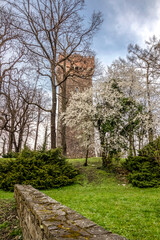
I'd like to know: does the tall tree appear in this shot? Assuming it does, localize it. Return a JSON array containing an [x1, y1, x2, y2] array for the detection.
[[107, 58, 143, 99], [128, 36, 160, 143], [0, 6, 23, 91], [7, 0, 103, 148], [0, 6, 24, 139], [0, 71, 45, 152], [107, 58, 147, 151]]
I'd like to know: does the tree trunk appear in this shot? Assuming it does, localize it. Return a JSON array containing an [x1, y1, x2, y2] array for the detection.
[[148, 111, 154, 143], [132, 135, 136, 156], [146, 66, 154, 142], [61, 59, 67, 156], [0, 48, 2, 92], [42, 126, 48, 151], [100, 133, 106, 167], [129, 133, 133, 156], [51, 108, 56, 148], [34, 108, 41, 150], [2, 137, 6, 155], [16, 127, 25, 152], [24, 125, 30, 147], [98, 130, 109, 168], [51, 68, 57, 149], [84, 145, 89, 166], [8, 132, 13, 152], [100, 134, 111, 168], [0, 71, 2, 92], [8, 117, 15, 152], [138, 134, 141, 151], [13, 132, 19, 153]]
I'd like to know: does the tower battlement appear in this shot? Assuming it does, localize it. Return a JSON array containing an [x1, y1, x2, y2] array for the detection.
[[58, 54, 95, 71]]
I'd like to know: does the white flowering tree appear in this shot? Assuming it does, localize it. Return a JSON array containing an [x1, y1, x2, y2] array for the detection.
[[93, 80, 125, 167], [63, 79, 146, 168], [62, 88, 95, 166], [107, 58, 151, 150], [107, 58, 143, 99]]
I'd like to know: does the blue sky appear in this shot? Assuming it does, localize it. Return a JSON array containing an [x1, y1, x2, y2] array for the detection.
[[84, 0, 160, 67]]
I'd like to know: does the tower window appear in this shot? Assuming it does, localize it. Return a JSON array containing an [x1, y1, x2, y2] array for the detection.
[[75, 87, 79, 93], [75, 66, 79, 71]]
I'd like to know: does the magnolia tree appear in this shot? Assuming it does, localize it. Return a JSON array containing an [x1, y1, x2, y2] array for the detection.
[[63, 79, 146, 168]]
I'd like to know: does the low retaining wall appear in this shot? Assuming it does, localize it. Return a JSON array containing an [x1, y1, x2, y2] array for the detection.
[[14, 185, 127, 240]]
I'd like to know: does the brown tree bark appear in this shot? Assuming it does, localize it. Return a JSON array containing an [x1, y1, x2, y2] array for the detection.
[[61, 58, 67, 156], [2, 137, 6, 155], [24, 124, 30, 147], [34, 108, 41, 151], [146, 65, 154, 142], [51, 69, 57, 149], [84, 145, 89, 166]]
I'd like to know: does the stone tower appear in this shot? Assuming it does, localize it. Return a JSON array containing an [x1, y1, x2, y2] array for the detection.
[[57, 54, 95, 158]]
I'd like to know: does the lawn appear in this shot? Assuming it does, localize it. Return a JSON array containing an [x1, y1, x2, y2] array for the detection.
[[0, 157, 160, 240], [43, 158, 160, 240]]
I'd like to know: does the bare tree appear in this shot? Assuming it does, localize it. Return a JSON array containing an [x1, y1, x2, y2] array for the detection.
[[0, 6, 25, 141], [7, 0, 103, 149], [0, 6, 23, 91], [0, 70, 45, 152], [128, 36, 160, 143]]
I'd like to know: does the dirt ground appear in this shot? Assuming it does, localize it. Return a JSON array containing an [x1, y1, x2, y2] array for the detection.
[[0, 199, 23, 240]]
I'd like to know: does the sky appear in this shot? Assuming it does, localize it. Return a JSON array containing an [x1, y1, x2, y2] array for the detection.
[[84, 0, 160, 67]]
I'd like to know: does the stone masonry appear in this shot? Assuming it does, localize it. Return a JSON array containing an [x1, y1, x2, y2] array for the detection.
[[57, 54, 95, 158], [14, 185, 127, 240]]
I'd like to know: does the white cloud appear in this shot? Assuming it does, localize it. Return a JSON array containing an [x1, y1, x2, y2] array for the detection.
[[109, 0, 160, 45], [86, 0, 160, 66]]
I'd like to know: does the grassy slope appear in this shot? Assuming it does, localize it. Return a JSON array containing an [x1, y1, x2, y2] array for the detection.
[[0, 157, 160, 240], [43, 158, 160, 240]]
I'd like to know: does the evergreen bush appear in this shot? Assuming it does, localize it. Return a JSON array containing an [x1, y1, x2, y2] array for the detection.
[[2, 152, 19, 158], [139, 137, 160, 164], [0, 148, 78, 191], [124, 155, 160, 188]]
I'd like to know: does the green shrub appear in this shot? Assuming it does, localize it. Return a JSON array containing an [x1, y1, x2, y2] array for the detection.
[[124, 137, 160, 188], [124, 156, 160, 188], [2, 152, 19, 158], [139, 137, 160, 164], [0, 148, 78, 191]]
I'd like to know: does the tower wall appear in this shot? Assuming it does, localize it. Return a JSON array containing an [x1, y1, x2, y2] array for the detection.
[[57, 54, 95, 158]]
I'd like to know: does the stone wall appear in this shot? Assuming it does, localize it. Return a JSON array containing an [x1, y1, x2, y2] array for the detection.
[[14, 185, 127, 240]]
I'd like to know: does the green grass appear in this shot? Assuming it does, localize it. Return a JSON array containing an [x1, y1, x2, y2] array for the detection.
[[0, 190, 13, 199], [43, 158, 160, 240], [0, 157, 160, 240]]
